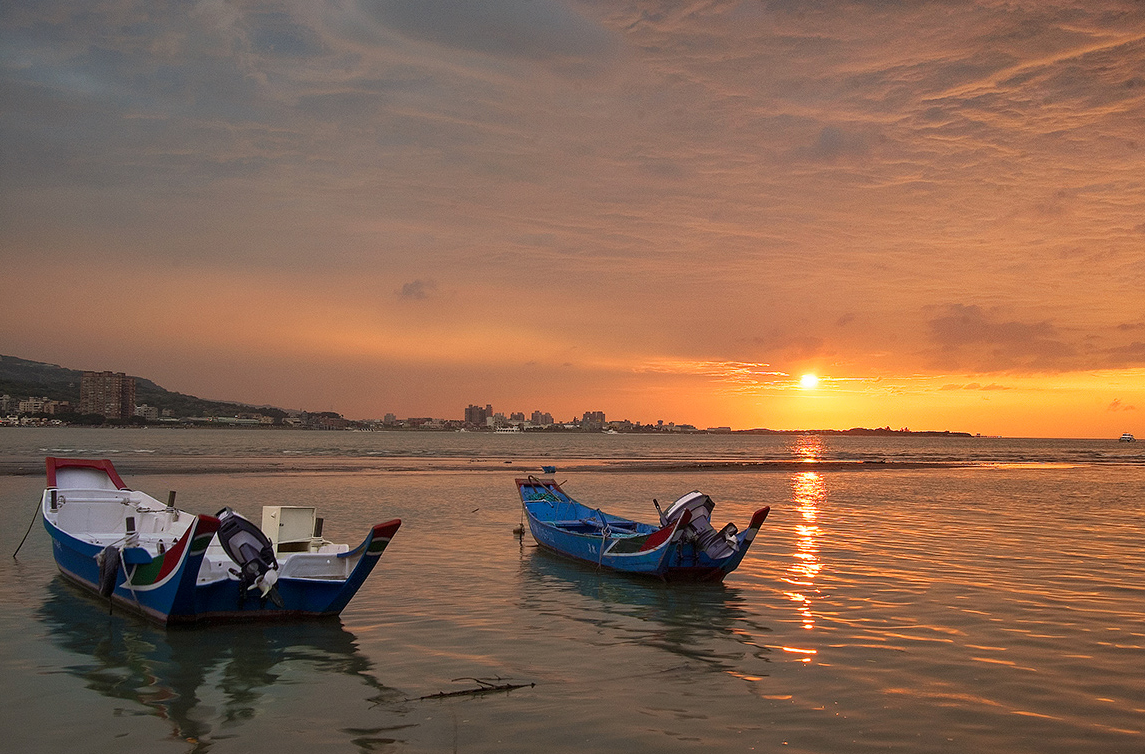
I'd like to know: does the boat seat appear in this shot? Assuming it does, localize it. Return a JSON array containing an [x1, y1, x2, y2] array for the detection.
[[550, 519, 641, 537], [551, 519, 602, 530]]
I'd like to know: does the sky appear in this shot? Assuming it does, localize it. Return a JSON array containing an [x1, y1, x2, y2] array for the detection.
[[2, 0, 1144, 437]]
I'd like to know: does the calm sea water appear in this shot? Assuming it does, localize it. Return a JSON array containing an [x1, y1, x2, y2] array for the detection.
[[1, 428, 1142, 753]]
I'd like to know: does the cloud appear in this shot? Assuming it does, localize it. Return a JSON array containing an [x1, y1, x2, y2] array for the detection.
[[357, 0, 617, 62], [927, 304, 1076, 371], [1104, 341, 1145, 367], [1108, 398, 1137, 412], [803, 125, 875, 162], [248, 11, 327, 58], [397, 279, 437, 300], [941, 382, 1012, 391]]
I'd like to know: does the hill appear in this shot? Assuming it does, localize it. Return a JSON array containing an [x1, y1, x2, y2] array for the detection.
[[0, 354, 285, 419]]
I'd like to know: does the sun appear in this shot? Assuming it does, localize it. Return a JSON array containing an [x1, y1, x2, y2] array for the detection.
[[799, 373, 820, 389]]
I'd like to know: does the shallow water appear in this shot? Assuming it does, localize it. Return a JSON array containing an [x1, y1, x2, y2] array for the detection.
[[1, 429, 1142, 752]]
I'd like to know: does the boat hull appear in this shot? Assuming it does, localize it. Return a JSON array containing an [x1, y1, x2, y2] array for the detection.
[[525, 516, 676, 576], [46, 517, 401, 625], [46, 513, 220, 624]]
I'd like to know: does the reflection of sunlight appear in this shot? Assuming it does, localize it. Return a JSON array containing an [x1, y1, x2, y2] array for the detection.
[[792, 434, 825, 462], [783, 471, 825, 636]]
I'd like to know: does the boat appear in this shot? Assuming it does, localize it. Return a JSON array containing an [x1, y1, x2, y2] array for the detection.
[[40, 457, 401, 625], [516, 476, 769, 581], [1119, 433, 1135, 442]]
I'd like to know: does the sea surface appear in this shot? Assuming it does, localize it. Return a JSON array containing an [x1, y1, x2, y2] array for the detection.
[[1, 427, 1142, 753]]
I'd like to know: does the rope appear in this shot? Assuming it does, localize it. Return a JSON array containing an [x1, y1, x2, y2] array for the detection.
[[122, 558, 143, 610], [524, 475, 561, 508], [12, 495, 44, 559], [596, 509, 610, 568]]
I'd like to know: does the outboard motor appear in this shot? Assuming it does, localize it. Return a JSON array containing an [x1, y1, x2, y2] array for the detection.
[[216, 507, 284, 608], [661, 491, 739, 559]]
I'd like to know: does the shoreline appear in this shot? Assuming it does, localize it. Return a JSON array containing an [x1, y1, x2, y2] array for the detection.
[[0, 456, 1000, 477]]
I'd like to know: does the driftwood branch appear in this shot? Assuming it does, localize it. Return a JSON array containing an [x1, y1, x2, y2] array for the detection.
[[406, 676, 535, 701]]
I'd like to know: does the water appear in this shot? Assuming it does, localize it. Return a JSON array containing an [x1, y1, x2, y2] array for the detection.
[[1, 428, 1143, 752]]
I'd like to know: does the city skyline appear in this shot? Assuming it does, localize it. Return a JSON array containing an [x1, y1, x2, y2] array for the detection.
[[3, 2, 1145, 437]]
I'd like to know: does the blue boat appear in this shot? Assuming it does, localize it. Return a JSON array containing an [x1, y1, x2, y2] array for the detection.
[[41, 457, 401, 625], [516, 476, 770, 581]]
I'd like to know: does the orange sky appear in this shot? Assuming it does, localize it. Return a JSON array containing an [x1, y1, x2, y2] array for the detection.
[[2, 1, 1144, 437]]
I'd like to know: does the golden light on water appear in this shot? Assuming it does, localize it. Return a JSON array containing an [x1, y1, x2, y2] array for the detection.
[[793, 434, 825, 462], [785, 470, 825, 633]]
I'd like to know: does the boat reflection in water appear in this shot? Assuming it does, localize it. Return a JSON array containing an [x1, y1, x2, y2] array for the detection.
[[519, 545, 773, 679], [37, 579, 401, 751]]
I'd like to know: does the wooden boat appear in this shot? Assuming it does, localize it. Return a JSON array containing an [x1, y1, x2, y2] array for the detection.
[[516, 476, 769, 581], [41, 457, 401, 625]]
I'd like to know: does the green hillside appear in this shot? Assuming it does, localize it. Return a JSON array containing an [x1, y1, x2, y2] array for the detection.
[[0, 354, 285, 419]]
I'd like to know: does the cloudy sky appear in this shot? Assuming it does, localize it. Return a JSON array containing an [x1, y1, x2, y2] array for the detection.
[[3, 0, 1144, 436]]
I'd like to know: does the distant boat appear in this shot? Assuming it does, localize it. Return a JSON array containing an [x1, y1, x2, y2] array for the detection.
[[41, 457, 401, 625], [516, 476, 769, 581], [494, 426, 521, 433], [1119, 433, 1136, 442]]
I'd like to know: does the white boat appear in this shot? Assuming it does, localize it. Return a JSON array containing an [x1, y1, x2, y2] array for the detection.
[[1119, 433, 1135, 442], [40, 457, 401, 625]]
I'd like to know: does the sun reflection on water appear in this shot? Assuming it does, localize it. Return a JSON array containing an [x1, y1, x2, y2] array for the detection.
[[792, 434, 826, 462], [784, 470, 825, 638]]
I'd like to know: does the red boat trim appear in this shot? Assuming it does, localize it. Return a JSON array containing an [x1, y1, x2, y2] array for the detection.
[[638, 507, 692, 552], [46, 457, 129, 490], [341, 519, 402, 558], [748, 506, 771, 531]]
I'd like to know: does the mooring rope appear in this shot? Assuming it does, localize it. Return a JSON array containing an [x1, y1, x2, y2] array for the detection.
[[11, 495, 42, 559]]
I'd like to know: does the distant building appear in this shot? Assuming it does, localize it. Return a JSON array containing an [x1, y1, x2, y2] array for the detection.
[[45, 400, 72, 415], [383, 412, 397, 426], [79, 371, 136, 419], [581, 410, 606, 431], [134, 404, 160, 421], [465, 403, 493, 426], [18, 397, 48, 414], [531, 410, 554, 426]]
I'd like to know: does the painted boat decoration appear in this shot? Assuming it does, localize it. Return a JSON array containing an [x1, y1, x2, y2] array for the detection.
[[41, 457, 401, 625], [516, 476, 769, 581]]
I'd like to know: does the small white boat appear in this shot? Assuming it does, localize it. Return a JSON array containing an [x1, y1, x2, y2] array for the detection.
[[1119, 433, 1135, 442], [41, 457, 401, 625]]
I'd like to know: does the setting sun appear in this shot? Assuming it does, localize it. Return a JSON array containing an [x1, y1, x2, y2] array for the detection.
[[800, 374, 820, 389]]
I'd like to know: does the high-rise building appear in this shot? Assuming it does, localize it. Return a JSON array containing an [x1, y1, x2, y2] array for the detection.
[[464, 403, 493, 426], [79, 371, 136, 419], [582, 410, 606, 430]]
